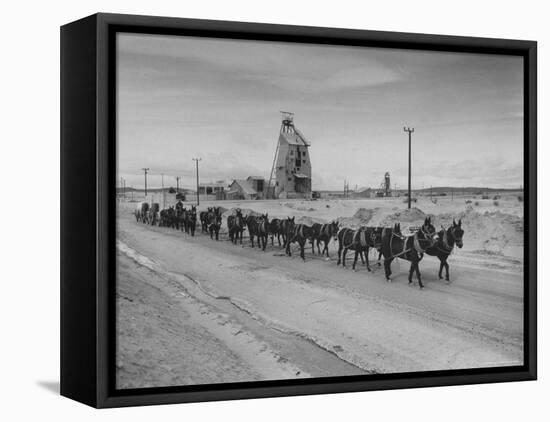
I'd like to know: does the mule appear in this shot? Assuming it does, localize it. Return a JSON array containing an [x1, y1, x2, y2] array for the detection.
[[245, 214, 259, 247], [362, 227, 384, 270], [184, 206, 197, 236], [312, 221, 339, 257], [336, 227, 365, 268], [227, 209, 246, 244], [256, 214, 270, 251], [425, 219, 464, 282], [135, 202, 145, 223], [174, 201, 184, 230], [281, 217, 295, 251], [167, 206, 176, 228], [160, 206, 176, 228], [380, 218, 437, 288], [337, 226, 384, 271], [175, 207, 186, 231], [137, 202, 149, 224], [286, 223, 314, 261], [207, 207, 222, 240], [268, 218, 284, 247], [200, 208, 211, 233]]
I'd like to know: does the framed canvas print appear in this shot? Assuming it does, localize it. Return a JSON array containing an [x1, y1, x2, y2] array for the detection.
[[60, 13, 537, 408]]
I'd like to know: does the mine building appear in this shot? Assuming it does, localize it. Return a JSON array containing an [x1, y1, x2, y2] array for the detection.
[[267, 112, 312, 199], [351, 187, 373, 198]]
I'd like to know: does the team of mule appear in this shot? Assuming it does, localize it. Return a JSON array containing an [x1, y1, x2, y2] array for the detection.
[[134, 201, 463, 288]]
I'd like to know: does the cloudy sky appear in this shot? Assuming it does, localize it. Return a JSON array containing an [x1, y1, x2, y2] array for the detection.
[[117, 33, 523, 191]]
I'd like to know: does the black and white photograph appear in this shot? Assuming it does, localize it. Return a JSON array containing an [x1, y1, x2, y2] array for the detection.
[[2, 0, 547, 417], [115, 32, 525, 389]]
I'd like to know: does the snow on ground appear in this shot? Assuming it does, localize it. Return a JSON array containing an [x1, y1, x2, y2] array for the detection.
[[116, 195, 524, 388], [213, 194, 524, 263]]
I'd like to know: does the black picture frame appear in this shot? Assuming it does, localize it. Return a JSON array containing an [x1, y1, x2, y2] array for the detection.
[[60, 12, 537, 408]]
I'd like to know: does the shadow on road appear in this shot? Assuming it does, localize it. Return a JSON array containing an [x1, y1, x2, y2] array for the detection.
[[36, 380, 59, 395]]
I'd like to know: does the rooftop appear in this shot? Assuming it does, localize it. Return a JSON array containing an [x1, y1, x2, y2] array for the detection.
[[230, 179, 258, 196]]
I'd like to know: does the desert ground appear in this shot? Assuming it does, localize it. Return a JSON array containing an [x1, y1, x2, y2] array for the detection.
[[116, 194, 524, 389]]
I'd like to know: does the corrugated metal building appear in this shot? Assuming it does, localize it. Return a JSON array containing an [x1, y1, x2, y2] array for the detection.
[[198, 181, 226, 200]]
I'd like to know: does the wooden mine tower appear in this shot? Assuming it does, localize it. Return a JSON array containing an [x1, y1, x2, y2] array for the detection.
[[376, 172, 392, 197], [267, 112, 312, 199]]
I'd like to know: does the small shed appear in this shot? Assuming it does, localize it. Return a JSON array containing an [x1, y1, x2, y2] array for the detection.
[[227, 179, 258, 200]]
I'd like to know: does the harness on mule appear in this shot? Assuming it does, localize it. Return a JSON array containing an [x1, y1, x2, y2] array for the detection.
[[321, 223, 334, 239], [289, 224, 303, 242], [433, 229, 454, 255], [342, 228, 368, 250], [389, 231, 412, 259], [342, 228, 355, 249], [356, 229, 368, 248], [387, 225, 431, 259], [413, 233, 426, 254], [412, 225, 434, 254], [320, 224, 328, 238]]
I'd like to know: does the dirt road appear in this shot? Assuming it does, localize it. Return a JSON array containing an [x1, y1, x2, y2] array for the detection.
[[116, 208, 523, 388]]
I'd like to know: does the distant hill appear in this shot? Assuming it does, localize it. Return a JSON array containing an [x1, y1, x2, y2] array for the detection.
[[317, 186, 522, 195], [413, 187, 522, 194]]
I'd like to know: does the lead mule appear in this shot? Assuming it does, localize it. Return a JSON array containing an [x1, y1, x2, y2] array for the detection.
[[425, 219, 464, 282]]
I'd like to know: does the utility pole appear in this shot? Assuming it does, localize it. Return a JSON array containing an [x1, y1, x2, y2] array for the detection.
[[141, 168, 149, 197], [161, 173, 165, 209], [120, 177, 125, 200], [192, 158, 202, 206], [404, 127, 414, 209], [343, 179, 349, 198]]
